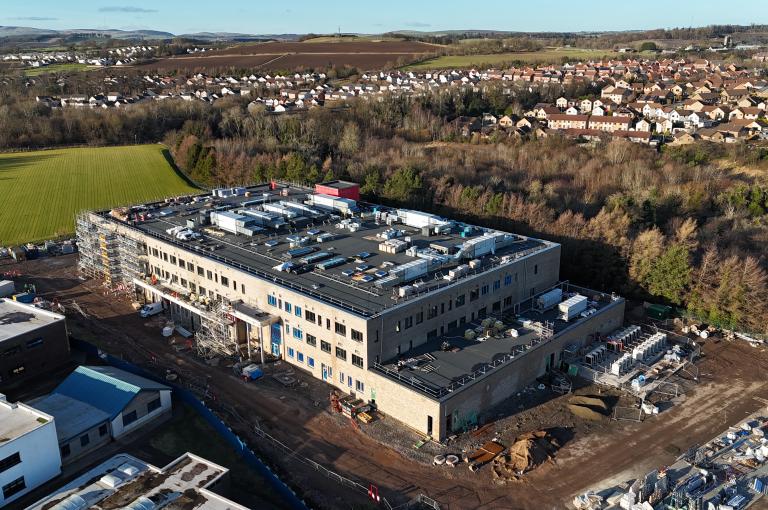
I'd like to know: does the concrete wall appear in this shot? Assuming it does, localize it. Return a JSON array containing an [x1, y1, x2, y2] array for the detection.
[[366, 299, 625, 440], [0, 318, 70, 388], [111, 389, 172, 438], [59, 421, 111, 465], [366, 370, 442, 437], [0, 417, 60, 507]]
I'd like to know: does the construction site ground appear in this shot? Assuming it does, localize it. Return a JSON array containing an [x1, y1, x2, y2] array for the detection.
[[6, 254, 768, 510]]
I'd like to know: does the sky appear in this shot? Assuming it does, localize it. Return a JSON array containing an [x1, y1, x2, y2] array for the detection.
[[1, 0, 766, 35]]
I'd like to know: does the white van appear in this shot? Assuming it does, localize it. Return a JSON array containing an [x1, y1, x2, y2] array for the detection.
[[139, 302, 163, 318]]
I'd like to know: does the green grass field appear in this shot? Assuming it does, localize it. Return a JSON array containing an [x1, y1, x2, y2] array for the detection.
[[23, 63, 91, 76], [0, 145, 198, 245], [404, 48, 625, 70]]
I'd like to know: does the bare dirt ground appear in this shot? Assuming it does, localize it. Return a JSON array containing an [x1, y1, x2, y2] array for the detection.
[[143, 41, 438, 72], [7, 254, 768, 510]]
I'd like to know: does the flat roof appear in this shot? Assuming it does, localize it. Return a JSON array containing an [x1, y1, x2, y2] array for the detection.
[[373, 285, 624, 400], [0, 298, 65, 342], [318, 180, 359, 190], [99, 184, 556, 317], [30, 393, 111, 443], [27, 452, 248, 510], [0, 396, 51, 441]]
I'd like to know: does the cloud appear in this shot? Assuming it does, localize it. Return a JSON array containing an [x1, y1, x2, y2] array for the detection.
[[10, 16, 58, 21], [404, 22, 431, 28], [98, 6, 158, 13]]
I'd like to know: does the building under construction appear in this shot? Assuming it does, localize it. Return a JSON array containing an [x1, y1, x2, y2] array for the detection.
[[75, 181, 625, 440]]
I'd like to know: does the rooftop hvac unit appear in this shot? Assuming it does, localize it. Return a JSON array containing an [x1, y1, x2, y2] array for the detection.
[[558, 294, 588, 321], [536, 288, 563, 311]]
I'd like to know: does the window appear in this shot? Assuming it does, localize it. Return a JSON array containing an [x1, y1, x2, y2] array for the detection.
[[80, 434, 90, 447], [288, 347, 295, 358], [321, 341, 331, 353], [355, 380, 365, 392], [427, 306, 438, 319], [481, 284, 489, 295], [198, 286, 206, 295], [221, 276, 229, 286], [504, 274, 512, 286], [2, 346, 21, 357], [308, 357, 315, 368], [469, 289, 479, 302], [284, 302, 292, 313], [187, 262, 195, 271], [207, 270, 213, 280], [404, 317, 413, 329], [504, 296, 513, 307], [178, 258, 185, 268], [25, 338, 43, 349], [415, 311, 424, 324], [493, 280, 501, 291], [347, 376, 353, 387], [241, 284, 246, 294], [147, 398, 162, 413], [334, 322, 346, 336], [305, 310, 316, 322], [99, 424, 108, 437], [0, 453, 21, 474], [297, 352, 304, 363], [335, 347, 347, 361], [293, 328, 303, 340], [306, 334, 317, 347], [170, 256, 176, 264], [60, 445, 70, 458], [351, 329, 363, 342], [122, 410, 138, 427], [197, 266, 204, 276], [339, 372, 345, 384], [295, 306, 302, 317], [267, 295, 277, 307], [2, 477, 26, 499], [534, 264, 538, 275], [352, 354, 364, 368]]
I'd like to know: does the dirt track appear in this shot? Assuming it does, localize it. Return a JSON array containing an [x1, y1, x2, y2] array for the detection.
[[8, 254, 768, 510]]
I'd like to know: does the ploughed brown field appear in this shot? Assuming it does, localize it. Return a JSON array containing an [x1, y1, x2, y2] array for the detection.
[[141, 40, 439, 71]]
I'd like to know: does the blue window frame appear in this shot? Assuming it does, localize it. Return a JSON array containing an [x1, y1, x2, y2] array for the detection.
[[347, 375, 353, 387], [308, 357, 315, 368], [295, 306, 302, 317], [284, 302, 292, 313], [504, 275, 512, 286], [267, 295, 277, 306], [287, 347, 295, 358], [293, 328, 303, 340], [297, 352, 304, 362], [284, 324, 290, 335]]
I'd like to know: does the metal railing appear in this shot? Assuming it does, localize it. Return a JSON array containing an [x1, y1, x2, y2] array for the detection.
[[371, 334, 553, 399]]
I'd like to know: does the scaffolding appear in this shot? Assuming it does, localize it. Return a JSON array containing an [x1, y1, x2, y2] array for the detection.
[[194, 300, 237, 358], [76, 211, 147, 292]]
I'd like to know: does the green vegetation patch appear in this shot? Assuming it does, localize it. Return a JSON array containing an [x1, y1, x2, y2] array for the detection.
[[404, 48, 625, 70], [23, 63, 91, 76], [0, 144, 197, 245]]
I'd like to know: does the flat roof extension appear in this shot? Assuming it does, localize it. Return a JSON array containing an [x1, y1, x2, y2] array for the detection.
[[0, 298, 65, 342]]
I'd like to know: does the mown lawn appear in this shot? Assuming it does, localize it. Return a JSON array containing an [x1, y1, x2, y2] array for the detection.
[[404, 48, 626, 70], [0, 144, 198, 245], [23, 63, 91, 76]]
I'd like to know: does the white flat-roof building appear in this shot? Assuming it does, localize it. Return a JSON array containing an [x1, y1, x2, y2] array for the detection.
[[27, 452, 248, 510], [0, 394, 61, 508]]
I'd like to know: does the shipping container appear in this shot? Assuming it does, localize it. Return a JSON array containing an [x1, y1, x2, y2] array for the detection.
[[536, 288, 563, 311], [316, 257, 347, 270]]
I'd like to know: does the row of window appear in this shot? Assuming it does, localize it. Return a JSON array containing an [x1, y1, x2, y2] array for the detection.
[[0, 337, 44, 358], [150, 249, 246, 295], [338, 371, 365, 393], [286, 326, 365, 368], [287, 348, 316, 368], [2, 476, 25, 499], [0, 452, 21, 474], [268, 294, 363, 342]]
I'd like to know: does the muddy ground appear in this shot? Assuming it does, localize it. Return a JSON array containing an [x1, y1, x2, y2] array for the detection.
[[5, 254, 768, 510]]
